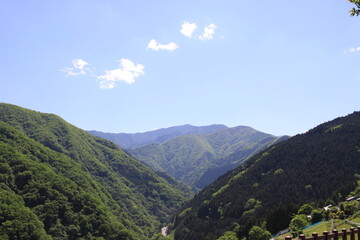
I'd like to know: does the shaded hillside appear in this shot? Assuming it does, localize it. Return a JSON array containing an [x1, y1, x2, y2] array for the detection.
[[89, 124, 227, 149], [0, 103, 188, 239], [129, 126, 284, 190], [173, 111, 360, 240]]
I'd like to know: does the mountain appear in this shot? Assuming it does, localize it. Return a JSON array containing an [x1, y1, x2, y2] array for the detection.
[[89, 124, 227, 149], [128, 126, 286, 190], [0, 103, 188, 240], [173, 111, 360, 240]]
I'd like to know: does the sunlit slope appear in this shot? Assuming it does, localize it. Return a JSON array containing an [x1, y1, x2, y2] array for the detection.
[[129, 126, 284, 190], [0, 103, 187, 239]]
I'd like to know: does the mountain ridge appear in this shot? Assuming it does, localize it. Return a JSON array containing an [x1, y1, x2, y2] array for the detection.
[[128, 126, 287, 190], [89, 124, 228, 149], [0, 103, 188, 239], [173, 111, 360, 240]]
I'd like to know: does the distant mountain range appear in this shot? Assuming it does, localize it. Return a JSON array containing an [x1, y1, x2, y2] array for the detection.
[[173, 111, 360, 240], [90, 125, 288, 191], [89, 124, 227, 149]]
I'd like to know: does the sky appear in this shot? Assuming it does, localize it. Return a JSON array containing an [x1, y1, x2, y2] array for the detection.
[[0, 0, 359, 136]]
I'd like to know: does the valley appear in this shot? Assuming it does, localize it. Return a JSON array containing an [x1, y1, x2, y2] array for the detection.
[[2, 1, 359, 240], [173, 111, 360, 240], [90, 126, 288, 191], [0, 103, 187, 239], [1, 103, 360, 240]]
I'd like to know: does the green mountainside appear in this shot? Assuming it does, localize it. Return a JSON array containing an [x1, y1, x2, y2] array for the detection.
[[128, 126, 285, 190], [173, 111, 360, 240], [89, 124, 227, 149], [0, 103, 188, 240]]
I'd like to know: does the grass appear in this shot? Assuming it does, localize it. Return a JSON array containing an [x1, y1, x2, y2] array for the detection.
[[274, 221, 331, 240], [275, 218, 360, 240]]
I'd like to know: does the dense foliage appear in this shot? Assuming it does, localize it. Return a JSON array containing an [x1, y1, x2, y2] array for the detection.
[[129, 126, 285, 190], [248, 226, 272, 240], [174, 111, 360, 239], [349, 0, 360, 16], [0, 188, 51, 240], [0, 103, 188, 239]]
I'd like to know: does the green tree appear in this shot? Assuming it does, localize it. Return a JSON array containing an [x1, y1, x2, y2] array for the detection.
[[297, 203, 314, 215], [340, 201, 359, 216], [289, 214, 309, 238], [349, 0, 360, 16], [311, 209, 323, 223], [150, 233, 168, 240], [0, 189, 51, 240], [248, 226, 272, 240], [216, 231, 238, 240]]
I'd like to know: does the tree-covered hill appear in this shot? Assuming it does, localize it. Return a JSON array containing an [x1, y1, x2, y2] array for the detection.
[[0, 103, 188, 240], [128, 126, 285, 190], [173, 111, 360, 240], [89, 124, 227, 149]]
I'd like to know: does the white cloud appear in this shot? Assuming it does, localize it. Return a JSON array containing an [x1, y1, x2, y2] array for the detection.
[[97, 58, 144, 89], [180, 21, 197, 38], [199, 24, 217, 41], [72, 59, 88, 69], [344, 46, 360, 54], [147, 39, 178, 51], [61, 59, 90, 76]]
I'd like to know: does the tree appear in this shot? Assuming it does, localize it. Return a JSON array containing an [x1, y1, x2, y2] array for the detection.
[[248, 226, 272, 240], [340, 201, 359, 216], [311, 209, 323, 223], [216, 231, 238, 240], [297, 203, 314, 215], [289, 214, 309, 238], [349, 0, 360, 16]]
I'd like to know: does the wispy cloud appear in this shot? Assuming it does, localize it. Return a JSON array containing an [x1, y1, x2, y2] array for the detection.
[[199, 24, 217, 41], [97, 58, 144, 89], [180, 21, 197, 38], [181, 21, 217, 41], [147, 39, 178, 51], [344, 46, 360, 54], [61, 59, 90, 76], [62, 58, 144, 89]]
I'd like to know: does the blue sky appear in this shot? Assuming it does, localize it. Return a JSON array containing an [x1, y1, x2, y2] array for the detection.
[[1, 0, 359, 136]]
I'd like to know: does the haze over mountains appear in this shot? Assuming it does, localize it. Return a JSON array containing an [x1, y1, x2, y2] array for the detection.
[[90, 125, 288, 190], [89, 124, 228, 150]]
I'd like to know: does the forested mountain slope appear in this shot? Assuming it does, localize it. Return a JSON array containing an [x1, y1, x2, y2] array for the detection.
[[173, 111, 360, 240], [0, 103, 188, 240], [129, 126, 285, 190], [89, 124, 227, 149]]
